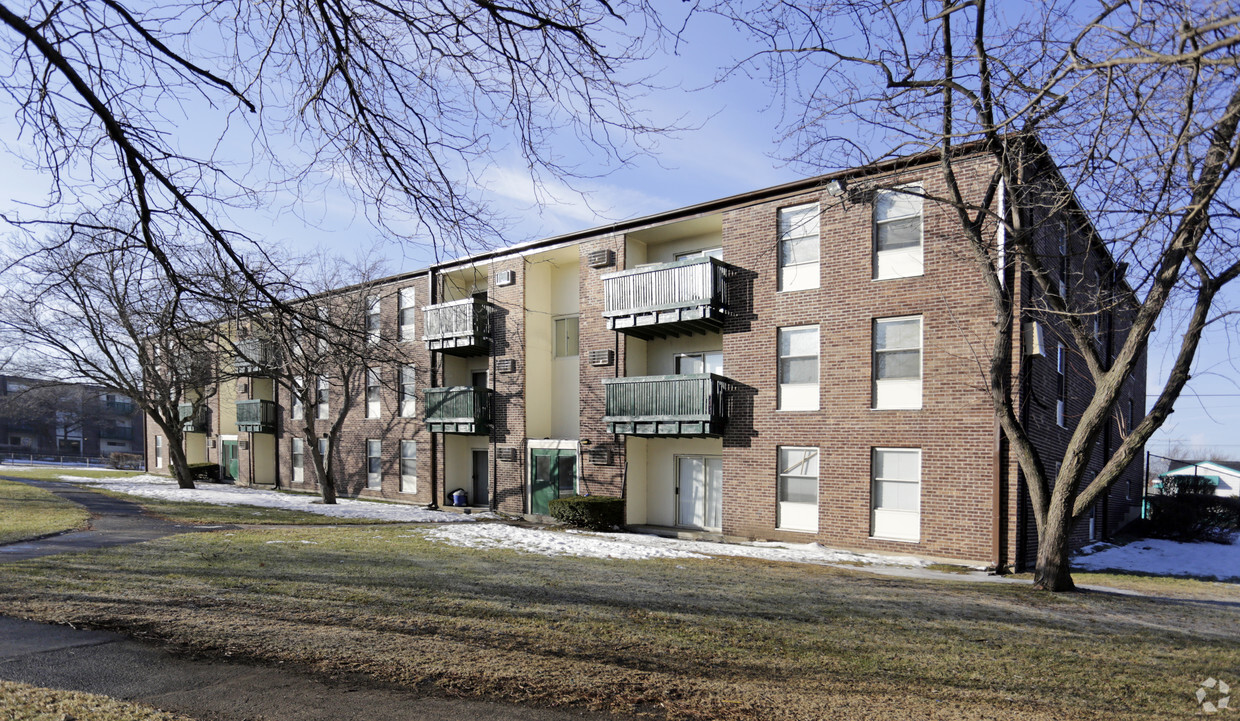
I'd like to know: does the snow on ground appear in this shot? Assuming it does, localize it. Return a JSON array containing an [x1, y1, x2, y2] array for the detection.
[[57, 474, 474, 523], [418, 524, 934, 567], [1074, 533, 1240, 581]]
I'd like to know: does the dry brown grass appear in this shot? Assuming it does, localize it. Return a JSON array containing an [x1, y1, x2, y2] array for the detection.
[[0, 680, 195, 720], [0, 478, 90, 544], [0, 525, 1235, 720]]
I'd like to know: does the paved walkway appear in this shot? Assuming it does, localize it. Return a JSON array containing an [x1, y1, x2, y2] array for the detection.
[[0, 476, 230, 562], [0, 616, 624, 721]]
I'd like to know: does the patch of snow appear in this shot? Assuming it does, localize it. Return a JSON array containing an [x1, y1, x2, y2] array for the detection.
[[56, 474, 472, 524], [1074, 533, 1240, 581]]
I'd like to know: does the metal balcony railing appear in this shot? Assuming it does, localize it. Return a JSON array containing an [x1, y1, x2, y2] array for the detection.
[[235, 399, 277, 433], [98, 426, 135, 441], [602, 373, 731, 437], [177, 403, 210, 433], [602, 256, 733, 339], [424, 386, 491, 435], [422, 297, 491, 356], [234, 338, 280, 376]]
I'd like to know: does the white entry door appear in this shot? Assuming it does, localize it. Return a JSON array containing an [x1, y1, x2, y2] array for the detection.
[[677, 456, 722, 530]]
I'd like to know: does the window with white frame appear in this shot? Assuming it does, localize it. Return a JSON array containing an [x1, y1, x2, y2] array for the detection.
[[291, 438, 305, 484], [155, 435, 163, 469], [873, 316, 923, 409], [778, 325, 819, 411], [316, 375, 329, 420], [400, 440, 417, 493], [1056, 344, 1067, 427], [1058, 219, 1070, 296], [874, 185, 924, 279], [291, 376, 304, 419], [399, 287, 416, 342], [365, 367, 381, 418], [399, 364, 416, 417], [777, 446, 819, 532], [554, 316, 579, 357], [675, 351, 723, 376], [366, 439, 381, 489], [871, 448, 921, 541], [674, 247, 723, 261], [366, 295, 380, 344], [777, 203, 820, 291]]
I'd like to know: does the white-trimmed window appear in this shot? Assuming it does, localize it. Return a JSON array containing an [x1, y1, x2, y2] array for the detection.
[[399, 364, 416, 418], [291, 438, 305, 484], [1058, 219, 1070, 296], [873, 316, 923, 409], [154, 435, 164, 469], [778, 325, 819, 411], [874, 185, 924, 279], [366, 295, 381, 344], [1056, 343, 1067, 427], [317, 437, 330, 475], [674, 247, 723, 261], [290, 376, 304, 419], [777, 203, 820, 291], [871, 448, 921, 542], [675, 351, 723, 376], [366, 439, 381, 489], [554, 316, 579, 357], [316, 375, 329, 420], [400, 440, 417, 493], [777, 446, 819, 532], [398, 287, 416, 342], [365, 367, 381, 418]]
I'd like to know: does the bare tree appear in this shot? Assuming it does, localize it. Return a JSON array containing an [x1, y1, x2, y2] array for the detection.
[[0, 381, 109, 454], [0, 1, 673, 302], [0, 224, 252, 488], [711, 0, 1240, 590]]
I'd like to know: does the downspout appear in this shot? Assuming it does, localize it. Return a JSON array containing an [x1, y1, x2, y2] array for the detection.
[[428, 271, 440, 510], [993, 178, 1010, 574], [491, 280, 498, 513]]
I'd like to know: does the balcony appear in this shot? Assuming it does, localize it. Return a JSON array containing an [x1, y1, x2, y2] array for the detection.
[[424, 386, 491, 435], [99, 425, 134, 441], [602, 256, 733, 340], [234, 338, 280, 376], [178, 403, 210, 433], [235, 399, 278, 433], [603, 374, 731, 437], [423, 298, 491, 356], [105, 400, 136, 415]]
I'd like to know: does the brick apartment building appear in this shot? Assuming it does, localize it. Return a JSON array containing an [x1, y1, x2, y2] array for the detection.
[[146, 147, 1146, 570], [1, 375, 144, 458]]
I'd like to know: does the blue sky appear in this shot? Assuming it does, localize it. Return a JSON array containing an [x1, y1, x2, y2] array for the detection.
[[0, 7, 1234, 458]]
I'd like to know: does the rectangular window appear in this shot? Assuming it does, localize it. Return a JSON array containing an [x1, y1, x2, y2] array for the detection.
[[399, 364, 416, 418], [777, 446, 819, 532], [777, 203, 820, 291], [365, 367, 381, 418], [317, 437, 330, 474], [1056, 344, 1067, 427], [1058, 219, 1070, 296], [291, 438, 305, 484], [873, 316, 923, 409], [675, 351, 723, 376], [366, 295, 380, 344], [291, 376, 304, 419], [316, 375, 329, 420], [366, 439, 381, 489], [554, 316, 579, 357], [155, 435, 164, 469], [778, 326, 819, 411], [400, 440, 417, 493], [871, 448, 921, 541], [398, 287, 416, 342], [874, 185, 924, 279], [674, 247, 723, 261]]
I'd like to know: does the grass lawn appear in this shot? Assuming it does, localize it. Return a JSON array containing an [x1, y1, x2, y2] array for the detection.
[[0, 680, 194, 720], [0, 478, 90, 544], [0, 526, 1235, 720]]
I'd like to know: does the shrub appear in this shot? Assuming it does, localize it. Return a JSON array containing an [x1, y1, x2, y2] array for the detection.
[[107, 452, 143, 470], [547, 495, 625, 531], [1147, 476, 1240, 543], [186, 462, 220, 481]]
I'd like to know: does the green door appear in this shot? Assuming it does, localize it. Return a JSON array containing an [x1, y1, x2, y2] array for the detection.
[[530, 449, 576, 515], [222, 440, 240, 481]]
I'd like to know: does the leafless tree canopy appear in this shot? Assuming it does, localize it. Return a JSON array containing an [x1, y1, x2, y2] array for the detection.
[[711, 0, 1240, 590], [0, 0, 672, 299]]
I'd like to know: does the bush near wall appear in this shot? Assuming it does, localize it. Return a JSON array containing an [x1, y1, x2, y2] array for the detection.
[[186, 463, 220, 482], [1147, 475, 1240, 543], [107, 453, 143, 470], [548, 495, 625, 531]]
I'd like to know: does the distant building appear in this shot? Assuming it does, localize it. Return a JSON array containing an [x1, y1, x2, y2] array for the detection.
[[0, 375, 144, 458], [1158, 460, 1240, 498]]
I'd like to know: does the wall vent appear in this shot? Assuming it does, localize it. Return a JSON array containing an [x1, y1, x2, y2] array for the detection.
[[589, 449, 613, 465], [587, 249, 614, 268], [496, 358, 516, 374], [588, 349, 614, 367], [495, 269, 516, 287], [497, 447, 518, 462]]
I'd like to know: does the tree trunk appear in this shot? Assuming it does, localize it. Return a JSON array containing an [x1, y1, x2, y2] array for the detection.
[[321, 470, 337, 504], [166, 438, 196, 490], [1032, 505, 1076, 592]]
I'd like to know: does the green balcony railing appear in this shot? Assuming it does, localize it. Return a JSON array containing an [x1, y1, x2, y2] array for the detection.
[[177, 403, 210, 433], [422, 297, 491, 356], [99, 425, 134, 441], [424, 386, 491, 435], [236, 399, 277, 433], [234, 338, 280, 376], [602, 373, 731, 437], [602, 256, 733, 340], [105, 400, 136, 415]]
